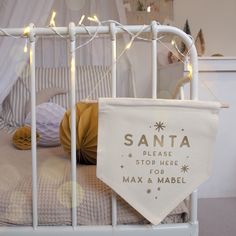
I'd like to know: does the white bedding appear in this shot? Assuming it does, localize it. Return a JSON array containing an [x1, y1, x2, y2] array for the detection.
[[0, 130, 189, 226]]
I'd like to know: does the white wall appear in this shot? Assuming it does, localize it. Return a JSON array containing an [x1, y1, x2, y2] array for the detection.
[[173, 0, 236, 56], [198, 71, 236, 198], [181, 58, 236, 199], [173, 0, 236, 198]]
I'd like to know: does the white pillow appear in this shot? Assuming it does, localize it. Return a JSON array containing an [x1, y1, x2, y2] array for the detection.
[[25, 102, 66, 147]]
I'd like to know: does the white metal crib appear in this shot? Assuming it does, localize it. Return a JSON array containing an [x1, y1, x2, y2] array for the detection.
[[0, 21, 199, 236]]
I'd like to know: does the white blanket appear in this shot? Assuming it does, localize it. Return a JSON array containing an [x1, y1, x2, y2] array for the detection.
[[0, 130, 188, 226]]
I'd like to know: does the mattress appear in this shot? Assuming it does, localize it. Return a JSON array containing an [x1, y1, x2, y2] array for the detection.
[[0, 130, 189, 226]]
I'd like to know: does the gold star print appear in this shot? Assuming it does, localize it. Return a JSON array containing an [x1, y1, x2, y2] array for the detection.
[[154, 121, 166, 132], [181, 165, 189, 173], [146, 189, 151, 194]]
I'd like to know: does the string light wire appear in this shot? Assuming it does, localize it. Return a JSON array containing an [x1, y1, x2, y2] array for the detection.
[[74, 21, 101, 51], [199, 78, 221, 103], [84, 25, 147, 100], [48, 26, 67, 38], [0, 14, 220, 102], [67, 17, 193, 99], [0, 28, 25, 39]]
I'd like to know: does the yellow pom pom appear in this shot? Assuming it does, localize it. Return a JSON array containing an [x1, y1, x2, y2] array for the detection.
[[12, 126, 40, 150], [60, 102, 98, 164]]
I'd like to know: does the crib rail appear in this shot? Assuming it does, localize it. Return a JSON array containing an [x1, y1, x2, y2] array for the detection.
[[0, 223, 198, 236], [0, 22, 198, 236]]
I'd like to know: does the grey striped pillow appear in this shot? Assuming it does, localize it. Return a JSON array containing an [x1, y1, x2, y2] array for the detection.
[[0, 65, 111, 132]]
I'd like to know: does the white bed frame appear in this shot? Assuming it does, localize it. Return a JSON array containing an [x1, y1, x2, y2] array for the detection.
[[0, 21, 199, 236]]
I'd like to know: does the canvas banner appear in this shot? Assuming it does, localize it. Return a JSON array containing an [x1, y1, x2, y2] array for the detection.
[[97, 98, 220, 225]]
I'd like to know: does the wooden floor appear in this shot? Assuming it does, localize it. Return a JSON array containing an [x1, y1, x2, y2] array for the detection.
[[198, 197, 236, 236]]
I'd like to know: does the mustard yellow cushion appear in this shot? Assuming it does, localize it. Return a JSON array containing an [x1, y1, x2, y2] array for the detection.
[[12, 126, 40, 150], [60, 102, 98, 164]]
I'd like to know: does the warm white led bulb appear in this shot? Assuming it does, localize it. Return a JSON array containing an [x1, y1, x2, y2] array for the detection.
[[23, 26, 30, 35], [88, 16, 96, 22], [24, 45, 27, 53], [93, 15, 99, 22], [24, 40, 28, 53], [71, 58, 75, 72], [187, 63, 192, 77], [88, 15, 99, 23], [49, 11, 56, 27], [125, 41, 132, 50], [147, 6, 151, 12], [78, 15, 85, 25]]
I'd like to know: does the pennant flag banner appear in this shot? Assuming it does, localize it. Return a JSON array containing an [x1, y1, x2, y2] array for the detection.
[[97, 98, 220, 225]]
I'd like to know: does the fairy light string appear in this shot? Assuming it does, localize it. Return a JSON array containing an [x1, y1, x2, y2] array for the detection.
[[0, 11, 222, 102]]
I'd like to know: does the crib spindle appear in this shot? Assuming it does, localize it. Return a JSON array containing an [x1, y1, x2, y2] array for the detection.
[[111, 192, 117, 226], [151, 21, 158, 99], [69, 22, 77, 229], [110, 22, 118, 226], [190, 190, 198, 224], [180, 86, 185, 100], [110, 23, 117, 98], [29, 23, 38, 229]]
